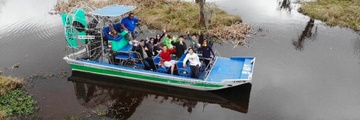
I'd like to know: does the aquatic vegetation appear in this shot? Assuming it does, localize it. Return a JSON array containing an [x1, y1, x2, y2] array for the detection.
[[300, 0, 360, 31], [0, 89, 36, 117], [55, 0, 250, 45], [0, 75, 36, 119]]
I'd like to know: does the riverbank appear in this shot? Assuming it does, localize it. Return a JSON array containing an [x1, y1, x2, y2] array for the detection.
[[299, 0, 360, 31], [55, 0, 250, 45], [0, 75, 36, 119]]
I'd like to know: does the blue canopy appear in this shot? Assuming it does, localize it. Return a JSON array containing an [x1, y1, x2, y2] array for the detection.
[[91, 4, 136, 17]]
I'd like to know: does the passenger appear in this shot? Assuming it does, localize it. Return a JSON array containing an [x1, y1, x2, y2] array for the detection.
[[159, 45, 177, 75], [147, 37, 161, 56], [205, 35, 214, 47], [152, 29, 166, 54], [171, 35, 187, 59], [199, 39, 215, 67], [129, 39, 139, 46], [187, 32, 201, 52], [163, 34, 174, 49], [109, 22, 115, 30], [183, 48, 201, 78], [109, 29, 118, 38], [108, 19, 123, 32], [154, 29, 166, 44], [108, 22, 116, 32], [132, 39, 156, 71], [121, 12, 141, 40], [112, 23, 123, 32]]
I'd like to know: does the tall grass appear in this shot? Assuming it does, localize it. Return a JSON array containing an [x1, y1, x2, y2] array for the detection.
[[0, 75, 22, 95], [55, 0, 249, 45], [134, 2, 242, 33], [0, 110, 5, 120], [300, 0, 360, 31]]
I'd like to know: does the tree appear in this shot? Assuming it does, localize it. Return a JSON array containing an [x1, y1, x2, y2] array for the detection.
[[195, 0, 206, 44], [196, 0, 206, 30]]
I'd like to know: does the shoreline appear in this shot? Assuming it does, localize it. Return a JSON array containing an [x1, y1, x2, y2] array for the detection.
[[299, 0, 360, 31]]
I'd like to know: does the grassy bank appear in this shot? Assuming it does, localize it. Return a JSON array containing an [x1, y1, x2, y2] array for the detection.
[[134, 1, 242, 33], [0, 75, 36, 119], [55, 0, 250, 45], [300, 0, 360, 31]]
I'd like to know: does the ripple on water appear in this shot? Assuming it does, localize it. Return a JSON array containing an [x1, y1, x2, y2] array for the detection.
[[0, 18, 37, 43], [0, 16, 63, 46], [34, 21, 63, 46]]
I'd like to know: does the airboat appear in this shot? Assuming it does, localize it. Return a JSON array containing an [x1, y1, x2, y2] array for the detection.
[[61, 4, 255, 91]]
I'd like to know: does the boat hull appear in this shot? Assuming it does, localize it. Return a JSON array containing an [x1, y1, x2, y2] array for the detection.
[[64, 56, 249, 91]]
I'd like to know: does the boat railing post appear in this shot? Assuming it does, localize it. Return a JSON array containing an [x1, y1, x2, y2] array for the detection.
[[86, 41, 90, 58], [215, 50, 221, 57], [100, 17, 105, 63], [71, 47, 75, 59]]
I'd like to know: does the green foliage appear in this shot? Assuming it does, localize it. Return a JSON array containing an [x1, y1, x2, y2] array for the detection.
[[0, 89, 36, 117], [300, 0, 360, 31]]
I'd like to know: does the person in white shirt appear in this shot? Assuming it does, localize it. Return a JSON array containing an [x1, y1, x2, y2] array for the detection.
[[183, 48, 201, 78]]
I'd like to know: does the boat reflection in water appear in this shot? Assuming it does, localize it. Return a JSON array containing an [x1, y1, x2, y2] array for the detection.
[[278, 0, 292, 11], [69, 71, 252, 119]]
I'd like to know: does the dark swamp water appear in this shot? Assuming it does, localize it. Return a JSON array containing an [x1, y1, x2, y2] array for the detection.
[[1, 0, 360, 119]]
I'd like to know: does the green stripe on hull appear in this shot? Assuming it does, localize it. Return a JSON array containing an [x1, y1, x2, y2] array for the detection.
[[70, 64, 223, 88]]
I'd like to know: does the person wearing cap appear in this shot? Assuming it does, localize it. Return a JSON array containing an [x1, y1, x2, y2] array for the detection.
[[183, 48, 201, 78], [121, 13, 141, 40]]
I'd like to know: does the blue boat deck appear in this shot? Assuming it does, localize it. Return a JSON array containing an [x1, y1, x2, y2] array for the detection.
[[80, 52, 254, 83], [205, 57, 254, 82]]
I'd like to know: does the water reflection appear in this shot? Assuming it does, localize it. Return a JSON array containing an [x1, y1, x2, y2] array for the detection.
[[68, 71, 251, 119], [278, 0, 291, 11], [293, 19, 317, 51], [354, 37, 360, 63]]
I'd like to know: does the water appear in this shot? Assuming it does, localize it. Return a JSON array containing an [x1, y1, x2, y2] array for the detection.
[[0, 0, 360, 119], [68, 71, 252, 120]]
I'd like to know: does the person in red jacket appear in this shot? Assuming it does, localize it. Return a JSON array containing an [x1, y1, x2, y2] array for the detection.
[[159, 45, 177, 75]]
